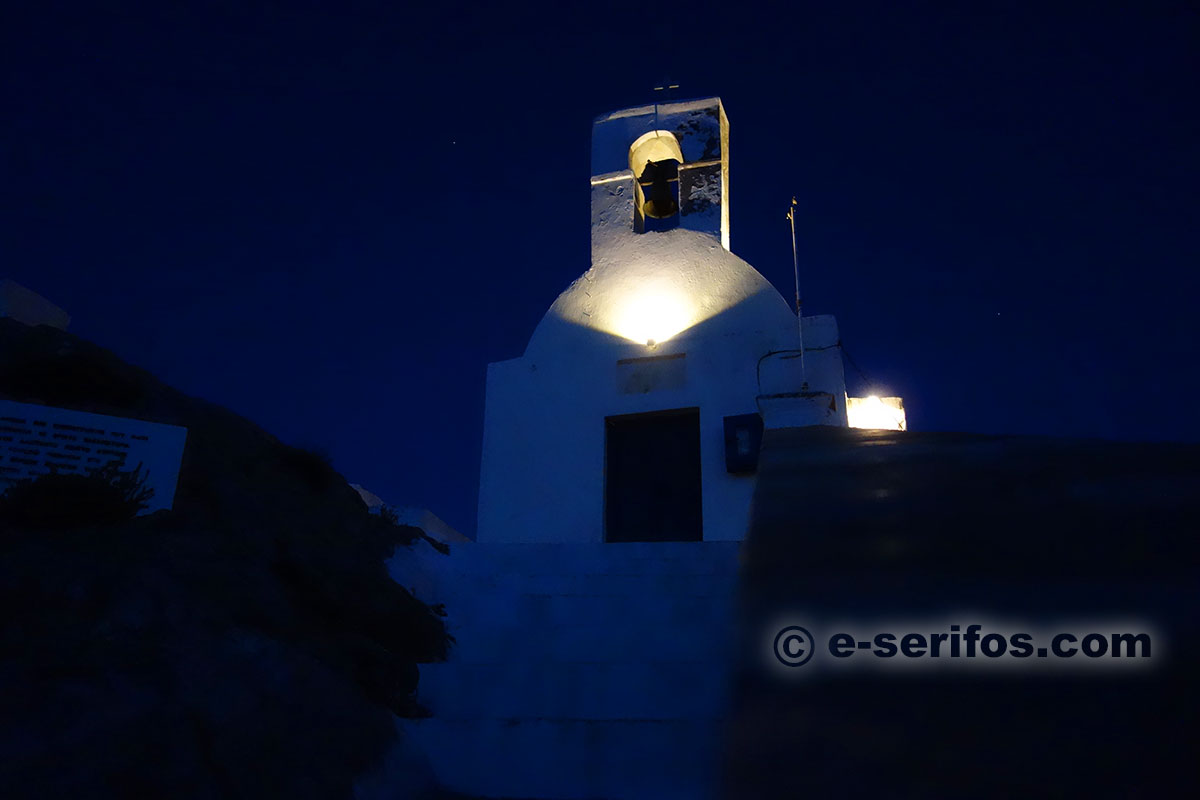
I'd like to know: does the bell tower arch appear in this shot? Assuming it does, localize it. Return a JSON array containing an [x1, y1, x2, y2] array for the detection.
[[629, 131, 684, 232], [590, 97, 731, 252]]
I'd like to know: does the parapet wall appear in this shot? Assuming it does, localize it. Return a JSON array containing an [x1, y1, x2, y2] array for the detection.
[[394, 541, 742, 799]]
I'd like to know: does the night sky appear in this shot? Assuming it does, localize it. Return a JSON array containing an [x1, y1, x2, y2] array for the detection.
[[5, 1, 1196, 536]]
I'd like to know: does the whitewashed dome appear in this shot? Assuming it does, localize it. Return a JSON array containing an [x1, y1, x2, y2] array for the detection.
[[525, 227, 795, 361]]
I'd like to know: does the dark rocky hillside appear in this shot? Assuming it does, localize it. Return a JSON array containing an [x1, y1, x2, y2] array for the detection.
[[0, 318, 449, 799]]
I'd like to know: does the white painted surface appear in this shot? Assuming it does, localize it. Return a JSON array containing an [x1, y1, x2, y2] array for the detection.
[[592, 97, 729, 248], [420, 98, 871, 799], [350, 484, 468, 544], [0, 399, 187, 513], [393, 507, 469, 544], [479, 306, 844, 543], [396, 540, 741, 799], [478, 97, 849, 544], [0, 279, 70, 329]]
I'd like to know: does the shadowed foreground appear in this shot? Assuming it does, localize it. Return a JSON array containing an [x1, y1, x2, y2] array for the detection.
[[727, 427, 1200, 798], [0, 319, 448, 799]]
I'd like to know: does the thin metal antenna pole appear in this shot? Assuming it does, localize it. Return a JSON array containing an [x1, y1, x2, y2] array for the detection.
[[787, 197, 806, 384]]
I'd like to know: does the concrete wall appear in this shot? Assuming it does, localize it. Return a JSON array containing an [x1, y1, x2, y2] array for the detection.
[[0, 398, 188, 513], [478, 308, 846, 543], [397, 541, 742, 799], [478, 223, 849, 544]]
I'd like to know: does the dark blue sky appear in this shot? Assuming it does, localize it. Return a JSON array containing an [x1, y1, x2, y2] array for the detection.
[[4, 1, 1197, 535]]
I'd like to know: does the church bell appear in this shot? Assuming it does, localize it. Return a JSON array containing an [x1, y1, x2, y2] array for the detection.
[[639, 159, 679, 220]]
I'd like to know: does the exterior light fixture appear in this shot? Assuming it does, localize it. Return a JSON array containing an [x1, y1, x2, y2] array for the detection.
[[847, 395, 907, 431]]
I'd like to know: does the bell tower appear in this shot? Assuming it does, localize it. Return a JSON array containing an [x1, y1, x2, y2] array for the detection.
[[590, 97, 730, 254]]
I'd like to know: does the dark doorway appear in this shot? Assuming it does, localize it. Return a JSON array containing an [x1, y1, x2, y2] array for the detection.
[[604, 408, 703, 542]]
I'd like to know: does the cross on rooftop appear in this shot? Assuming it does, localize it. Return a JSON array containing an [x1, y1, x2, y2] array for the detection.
[[653, 81, 681, 100]]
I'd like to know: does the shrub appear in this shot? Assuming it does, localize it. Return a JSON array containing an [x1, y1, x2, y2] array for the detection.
[[378, 504, 399, 526], [0, 462, 155, 531], [377, 504, 448, 553], [276, 444, 337, 492]]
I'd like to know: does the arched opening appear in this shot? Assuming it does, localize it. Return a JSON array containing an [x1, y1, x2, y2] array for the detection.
[[628, 130, 684, 171], [629, 131, 683, 233]]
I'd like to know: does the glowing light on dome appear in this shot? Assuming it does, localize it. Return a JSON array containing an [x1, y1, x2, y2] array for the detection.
[[847, 395, 907, 431], [611, 288, 696, 346]]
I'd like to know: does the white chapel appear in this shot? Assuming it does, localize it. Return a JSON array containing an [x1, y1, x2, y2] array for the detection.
[[389, 97, 905, 800], [477, 96, 897, 545]]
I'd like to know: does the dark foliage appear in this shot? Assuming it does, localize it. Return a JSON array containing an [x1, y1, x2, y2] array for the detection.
[[0, 463, 154, 531], [276, 444, 338, 492], [0, 319, 450, 800], [378, 504, 448, 553]]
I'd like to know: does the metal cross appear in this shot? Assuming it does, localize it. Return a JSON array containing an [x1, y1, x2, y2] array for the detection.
[[653, 81, 681, 100]]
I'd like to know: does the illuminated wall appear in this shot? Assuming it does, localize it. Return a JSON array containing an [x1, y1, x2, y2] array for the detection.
[[433, 98, 868, 799], [590, 98, 729, 249], [477, 97, 852, 544]]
